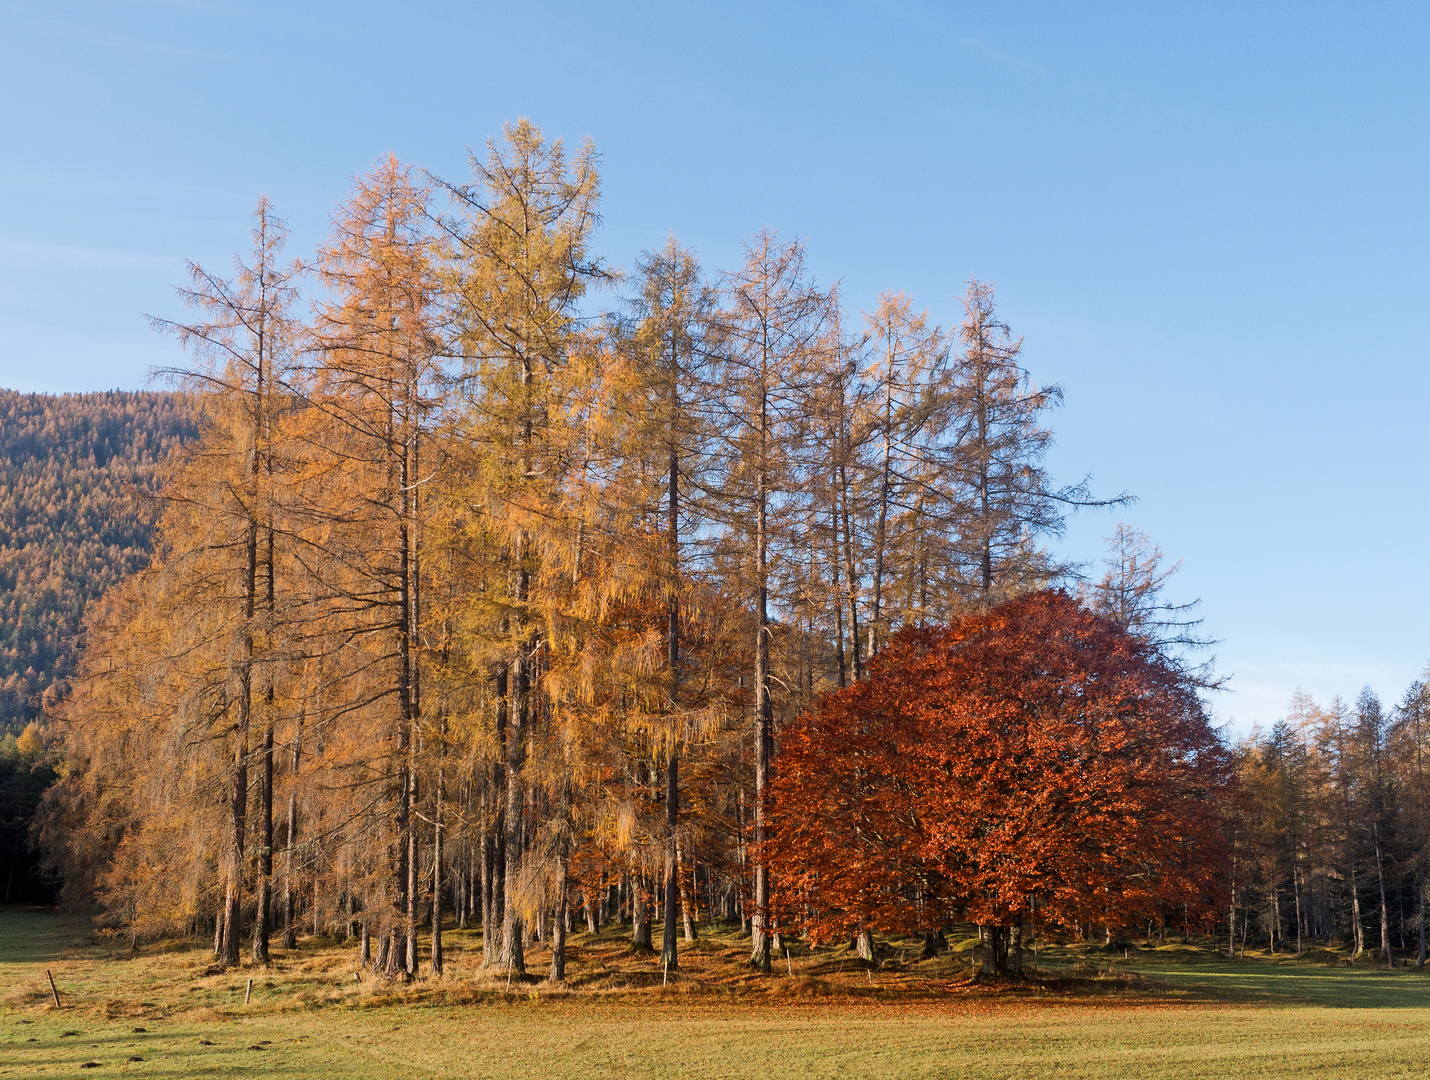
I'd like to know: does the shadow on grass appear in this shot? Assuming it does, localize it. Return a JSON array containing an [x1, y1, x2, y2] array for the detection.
[[1133, 960, 1430, 1008], [0, 907, 76, 965]]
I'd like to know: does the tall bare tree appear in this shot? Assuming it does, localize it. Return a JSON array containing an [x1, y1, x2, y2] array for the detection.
[[149, 198, 298, 967], [713, 230, 829, 972]]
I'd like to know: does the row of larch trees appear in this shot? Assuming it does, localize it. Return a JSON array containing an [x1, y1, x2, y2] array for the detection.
[[1227, 682, 1430, 967], [43, 120, 1139, 978]]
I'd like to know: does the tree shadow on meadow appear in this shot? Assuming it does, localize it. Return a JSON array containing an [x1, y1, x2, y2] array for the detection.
[[0, 908, 77, 965], [1138, 958, 1430, 1009]]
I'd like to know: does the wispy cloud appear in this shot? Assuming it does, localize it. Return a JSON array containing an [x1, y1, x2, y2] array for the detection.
[[0, 237, 177, 272], [861, 0, 1047, 80]]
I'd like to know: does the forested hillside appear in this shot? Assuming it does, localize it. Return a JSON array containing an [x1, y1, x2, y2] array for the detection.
[[0, 389, 199, 731]]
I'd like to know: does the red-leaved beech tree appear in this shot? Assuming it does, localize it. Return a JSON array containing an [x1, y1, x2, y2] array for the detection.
[[767, 589, 1232, 976]]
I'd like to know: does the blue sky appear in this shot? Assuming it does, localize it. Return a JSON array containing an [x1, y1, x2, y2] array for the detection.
[[3, 1, 1427, 730]]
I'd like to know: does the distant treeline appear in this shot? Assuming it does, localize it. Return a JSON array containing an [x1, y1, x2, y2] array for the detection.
[[0, 389, 200, 731], [1229, 687, 1430, 966]]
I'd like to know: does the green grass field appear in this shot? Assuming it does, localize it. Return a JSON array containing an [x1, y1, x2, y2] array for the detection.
[[3, 908, 1429, 1078]]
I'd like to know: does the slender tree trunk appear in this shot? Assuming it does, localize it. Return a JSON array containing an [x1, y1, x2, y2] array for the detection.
[[501, 635, 527, 975], [483, 669, 506, 969], [1375, 825, 1393, 966], [1293, 864, 1304, 955], [221, 519, 256, 969], [829, 492, 847, 687], [1418, 862, 1426, 969], [405, 747, 419, 978], [251, 513, 278, 965], [1271, 888, 1281, 955], [975, 351, 994, 598], [660, 429, 683, 970], [751, 428, 773, 972], [678, 841, 697, 942], [661, 754, 681, 969], [402, 411, 422, 980], [1351, 868, 1365, 958], [837, 463, 861, 682], [1228, 838, 1239, 959], [431, 739, 445, 975], [550, 857, 568, 982], [866, 367, 894, 660], [282, 710, 302, 949], [633, 869, 652, 949], [736, 787, 750, 935], [251, 714, 274, 964], [385, 726, 410, 981]]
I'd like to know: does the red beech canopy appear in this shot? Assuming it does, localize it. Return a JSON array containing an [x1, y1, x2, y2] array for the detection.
[[767, 590, 1231, 947]]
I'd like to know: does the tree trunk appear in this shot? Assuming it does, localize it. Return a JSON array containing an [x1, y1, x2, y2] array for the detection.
[[748, 368, 774, 974], [661, 754, 680, 969], [633, 870, 652, 950], [829, 493, 846, 687], [1351, 869, 1365, 958], [388, 708, 411, 980], [251, 713, 274, 964], [1271, 887, 1280, 955], [221, 647, 251, 966], [1293, 865, 1304, 955], [678, 842, 697, 942], [431, 750, 444, 975], [500, 640, 527, 976], [866, 364, 895, 660], [483, 667, 507, 969], [838, 463, 861, 682], [282, 712, 301, 950], [977, 924, 996, 978], [550, 858, 568, 982], [1227, 850, 1238, 960], [1418, 864, 1427, 970], [375, 930, 390, 974], [1375, 826, 1393, 966], [855, 928, 874, 962]]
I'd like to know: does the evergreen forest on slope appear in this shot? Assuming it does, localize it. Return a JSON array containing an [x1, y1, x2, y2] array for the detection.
[[0, 389, 200, 733]]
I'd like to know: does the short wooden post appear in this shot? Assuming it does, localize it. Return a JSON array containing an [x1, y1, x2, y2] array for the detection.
[[244, 978, 253, 1005], [46, 969, 61, 1008]]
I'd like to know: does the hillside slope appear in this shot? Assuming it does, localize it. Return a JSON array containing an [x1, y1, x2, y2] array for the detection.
[[0, 389, 199, 731]]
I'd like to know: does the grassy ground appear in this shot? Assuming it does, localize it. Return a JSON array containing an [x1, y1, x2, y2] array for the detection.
[[3, 908, 1430, 1078]]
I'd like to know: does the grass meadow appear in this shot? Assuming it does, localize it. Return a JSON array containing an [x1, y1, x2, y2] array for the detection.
[[3, 908, 1429, 1078]]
